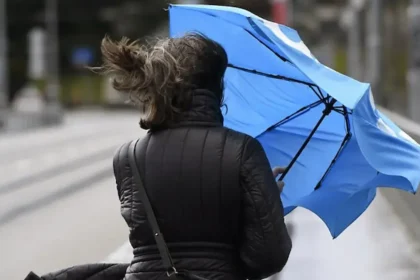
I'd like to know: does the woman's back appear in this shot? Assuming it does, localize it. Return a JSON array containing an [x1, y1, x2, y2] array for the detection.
[[124, 93, 243, 247], [114, 91, 291, 280], [114, 90, 242, 279]]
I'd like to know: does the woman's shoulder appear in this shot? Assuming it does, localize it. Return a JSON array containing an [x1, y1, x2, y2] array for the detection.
[[222, 127, 259, 148], [112, 134, 152, 166], [112, 141, 132, 185], [112, 135, 151, 179], [112, 141, 131, 167]]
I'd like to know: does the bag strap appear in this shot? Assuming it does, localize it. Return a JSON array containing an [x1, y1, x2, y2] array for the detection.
[[128, 139, 177, 276]]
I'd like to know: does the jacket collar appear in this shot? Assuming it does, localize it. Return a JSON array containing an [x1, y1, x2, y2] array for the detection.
[[147, 89, 224, 131]]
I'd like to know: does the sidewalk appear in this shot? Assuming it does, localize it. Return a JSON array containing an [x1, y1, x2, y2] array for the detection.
[[280, 190, 420, 280]]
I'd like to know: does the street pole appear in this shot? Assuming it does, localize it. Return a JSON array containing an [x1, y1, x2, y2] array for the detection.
[[366, 0, 385, 105], [347, 6, 362, 80], [0, 0, 8, 128], [407, 0, 420, 122], [45, 0, 62, 125], [343, 0, 367, 81]]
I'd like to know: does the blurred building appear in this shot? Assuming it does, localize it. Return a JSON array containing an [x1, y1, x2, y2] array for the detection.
[[3, 0, 413, 112]]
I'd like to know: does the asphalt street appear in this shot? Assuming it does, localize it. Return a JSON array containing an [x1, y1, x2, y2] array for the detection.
[[0, 110, 143, 279], [0, 109, 419, 280]]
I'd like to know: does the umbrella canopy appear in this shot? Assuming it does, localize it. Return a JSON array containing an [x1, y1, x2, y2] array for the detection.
[[169, 4, 420, 238]]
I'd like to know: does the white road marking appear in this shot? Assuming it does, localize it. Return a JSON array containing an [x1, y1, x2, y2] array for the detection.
[[103, 241, 133, 263], [64, 147, 79, 156], [44, 153, 58, 164], [15, 159, 32, 170]]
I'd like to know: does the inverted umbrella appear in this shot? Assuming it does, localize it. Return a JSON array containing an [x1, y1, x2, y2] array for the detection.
[[169, 4, 420, 238]]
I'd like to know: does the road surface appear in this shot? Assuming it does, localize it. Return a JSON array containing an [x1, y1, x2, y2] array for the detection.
[[377, 107, 420, 242], [0, 109, 420, 280]]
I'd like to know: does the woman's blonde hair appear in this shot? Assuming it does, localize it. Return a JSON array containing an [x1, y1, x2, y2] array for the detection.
[[92, 33, 228, 129]]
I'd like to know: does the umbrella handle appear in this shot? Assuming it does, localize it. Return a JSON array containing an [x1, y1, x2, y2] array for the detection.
[[278, 98, 337, 182]]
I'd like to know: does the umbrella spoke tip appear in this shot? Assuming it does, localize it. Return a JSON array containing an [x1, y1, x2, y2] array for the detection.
[[322, 98, 337, 116]]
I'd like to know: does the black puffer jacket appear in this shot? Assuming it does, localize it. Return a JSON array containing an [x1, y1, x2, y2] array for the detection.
[[113, 90, 292, 280], [25, 264, 129, 280]]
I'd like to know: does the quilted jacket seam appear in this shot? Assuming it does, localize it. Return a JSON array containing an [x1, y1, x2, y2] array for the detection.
[[115, 144, 124, 199], [128, 142, 135, 226], [199, 129, 210, 213], [218, 130, 228, 221], [243, 139, 282, 250], [241, 164, 267, 242]]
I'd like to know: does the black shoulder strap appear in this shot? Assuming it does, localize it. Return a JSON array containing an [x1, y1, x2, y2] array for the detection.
[[127, 139, 176, 275]]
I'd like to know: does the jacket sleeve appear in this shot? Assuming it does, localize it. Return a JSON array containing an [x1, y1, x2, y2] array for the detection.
[[112, 138, 150, 231], [113, 142, 128, 201], [25, 263, 130, 280], [239, 136, 292, 280], [112, 141, 135, 228]]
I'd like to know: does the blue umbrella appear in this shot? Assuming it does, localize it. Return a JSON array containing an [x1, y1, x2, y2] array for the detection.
[[169, 4, 420, 238]]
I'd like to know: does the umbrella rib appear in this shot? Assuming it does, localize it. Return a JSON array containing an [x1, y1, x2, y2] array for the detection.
[[240, 29, 329, 102], [243, 27, 289, 62], [309, 85, 325, 100], [227, 65, 351, 185], [335, 106, 353, 115], [279, 98, 338, 181], [314, 107, 352, 190], [266, 98, 327, 131], [227, 64, 317, 87], [227, 64, 326, 104], [333, 107, 345, 115], [332, 106, 353, 116]]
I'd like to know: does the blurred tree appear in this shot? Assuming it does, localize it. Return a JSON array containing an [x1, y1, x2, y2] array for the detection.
[[6, 0, 171, 103]]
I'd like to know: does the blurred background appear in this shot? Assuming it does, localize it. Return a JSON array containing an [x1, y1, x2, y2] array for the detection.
[[1, 0, 420, 279]]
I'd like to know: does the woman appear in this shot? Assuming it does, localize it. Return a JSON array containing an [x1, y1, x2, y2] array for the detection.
[[25, 33, 291, 280], [106, 32, 291, 280]]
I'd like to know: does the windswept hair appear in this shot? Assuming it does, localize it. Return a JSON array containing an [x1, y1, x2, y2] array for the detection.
[[92, 33, 228, 129]]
